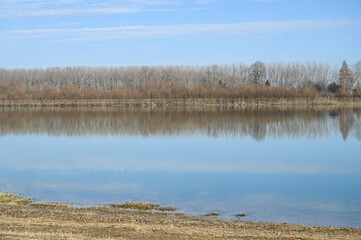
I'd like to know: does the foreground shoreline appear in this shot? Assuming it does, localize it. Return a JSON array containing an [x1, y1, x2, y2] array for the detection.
[[0, 204, 360, 240], [1, 97, 361, 107]]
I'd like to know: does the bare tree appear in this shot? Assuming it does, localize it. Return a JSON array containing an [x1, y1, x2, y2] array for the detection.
[[353, 61, 361, 87], [249, 61, 267, 84]]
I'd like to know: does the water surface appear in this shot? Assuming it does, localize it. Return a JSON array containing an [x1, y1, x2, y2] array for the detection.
[[0, 107, 360, 227]]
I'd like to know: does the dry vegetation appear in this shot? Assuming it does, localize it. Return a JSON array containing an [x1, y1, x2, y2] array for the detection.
[[1, 81, 361, 102], [202, 212, 220, 217], [109, 202, 178, 212], [0, 192, 360, 240], [0, 192, 32, 206], [236, 212, 247, 218]]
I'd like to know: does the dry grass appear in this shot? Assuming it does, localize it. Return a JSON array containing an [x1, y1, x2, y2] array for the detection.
[[0, 192, 32, 206], [0, 204, 360, 240], [30, 203, 75, 210], [109, 202, 178, 212], [156, 206, 179, 212], [0, 192, 360, 239], [109, 202, 160, 211], [1, 192, 177, 213], [0, 192, 20, 203], [202, 212, 220, 217]]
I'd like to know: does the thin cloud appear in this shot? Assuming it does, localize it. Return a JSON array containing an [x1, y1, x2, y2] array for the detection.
[[193, 0, 217, 5], [0, 0, 176, 19], [245, 0, 281, 2], [194, 0, 279, 4], [2, 19, 361, 42], [248, 0, 279, 2]]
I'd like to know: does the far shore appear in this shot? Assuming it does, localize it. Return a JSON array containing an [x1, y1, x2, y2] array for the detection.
[[1, 97, 361, 107]]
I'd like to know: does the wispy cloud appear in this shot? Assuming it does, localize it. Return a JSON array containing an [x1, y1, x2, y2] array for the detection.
[[193, 0, 217, 5], [0, 0, 176, 18], [246, 0, 280, 2], [1, 19, 361, 42], [194, 0, 279, 4]]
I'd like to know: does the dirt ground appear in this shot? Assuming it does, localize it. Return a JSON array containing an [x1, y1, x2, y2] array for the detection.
[[0, 205, 360, 240]]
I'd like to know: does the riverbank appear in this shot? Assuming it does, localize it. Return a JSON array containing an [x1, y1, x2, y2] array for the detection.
[[0, 193, 360, 240], [0, 204, 360, 240], [1, 97, 361, 107]]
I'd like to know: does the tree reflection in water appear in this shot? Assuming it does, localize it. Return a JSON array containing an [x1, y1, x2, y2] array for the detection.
[[0, 107, 360, 141]]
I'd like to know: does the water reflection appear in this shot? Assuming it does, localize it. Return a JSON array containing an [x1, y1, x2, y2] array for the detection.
[[0, 107, 360, 228], [1, 107, 360, 140], [1, 168, 360, 227]]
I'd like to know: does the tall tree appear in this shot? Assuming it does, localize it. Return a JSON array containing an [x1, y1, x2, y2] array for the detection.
[[339, 60, 353, 89], [353, 60, 361, 87], [249, 61, 266, 85]]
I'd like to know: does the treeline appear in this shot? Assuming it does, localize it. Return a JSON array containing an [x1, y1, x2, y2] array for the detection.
[[0, 61, 360, 100]]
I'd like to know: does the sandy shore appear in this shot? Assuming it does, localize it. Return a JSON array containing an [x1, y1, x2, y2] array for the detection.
[[0, 204, 360, 240]]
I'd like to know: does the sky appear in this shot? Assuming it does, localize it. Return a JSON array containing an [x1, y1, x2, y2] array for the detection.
[[0, 0, 360, 69]]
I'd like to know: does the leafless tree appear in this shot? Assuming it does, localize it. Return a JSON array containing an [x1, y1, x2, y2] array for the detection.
[[249, 61, 267, 85], [352, 61, 361, 87]]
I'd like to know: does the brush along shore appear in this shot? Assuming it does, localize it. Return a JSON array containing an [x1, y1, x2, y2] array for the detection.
[[1, 97, 361, 107], [0, 193, 360, 240]]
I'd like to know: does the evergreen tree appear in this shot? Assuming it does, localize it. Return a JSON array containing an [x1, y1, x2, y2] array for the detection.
[[339, 60, 353, 89]]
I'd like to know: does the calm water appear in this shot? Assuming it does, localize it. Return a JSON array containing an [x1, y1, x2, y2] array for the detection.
[[0, 107, 360, 228]]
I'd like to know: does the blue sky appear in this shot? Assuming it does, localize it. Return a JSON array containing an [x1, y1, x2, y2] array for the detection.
[[0, 0, 360, 68]]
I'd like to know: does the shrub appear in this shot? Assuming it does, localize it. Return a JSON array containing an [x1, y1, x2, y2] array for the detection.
[[313, 83, 324, 92], [302, 86, 318, 99], [327, 82, 340, 93]]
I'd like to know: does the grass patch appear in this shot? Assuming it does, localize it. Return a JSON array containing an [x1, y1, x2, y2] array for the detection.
[[86, 205, 111, 212], [110, 202, 160, 211], [0, 192, 181, 215], [1, 192, 179, 214], [109, 202, 178, 212], [202, 212, 220, 217], [30, 203, 74, 210], [15, 198, 32, 206], [156, 206, 178, 212], [0, 192, 32, 206], [236, 212, 246, 218], [0, 192, 20, 204]]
